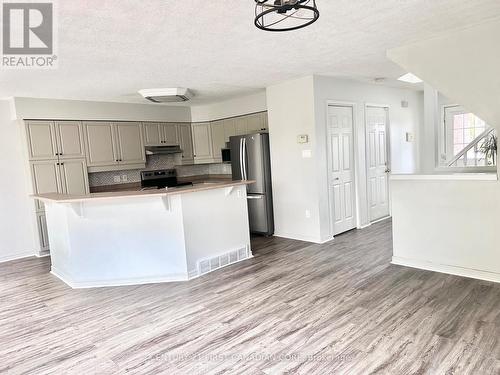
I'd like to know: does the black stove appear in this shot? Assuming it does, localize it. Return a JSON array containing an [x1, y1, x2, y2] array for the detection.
[[140, 169, 192, 190]]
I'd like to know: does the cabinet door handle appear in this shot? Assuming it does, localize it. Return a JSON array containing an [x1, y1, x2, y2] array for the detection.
[[60, 163, 64, 166]]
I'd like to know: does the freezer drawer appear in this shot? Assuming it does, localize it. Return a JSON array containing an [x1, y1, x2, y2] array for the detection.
[[247, 194, 271, 234]]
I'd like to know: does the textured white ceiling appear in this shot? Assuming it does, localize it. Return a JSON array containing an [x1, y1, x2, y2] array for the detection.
[[1, 0, 499, 104]]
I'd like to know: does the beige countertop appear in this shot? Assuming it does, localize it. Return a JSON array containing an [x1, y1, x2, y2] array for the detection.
[[34, 180, 254, 203], [89, 175, 232, 193]]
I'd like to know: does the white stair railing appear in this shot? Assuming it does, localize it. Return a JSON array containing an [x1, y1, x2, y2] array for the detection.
[[447, 128, 496, 167]]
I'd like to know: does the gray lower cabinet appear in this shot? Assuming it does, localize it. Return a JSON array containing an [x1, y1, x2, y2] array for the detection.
[[29, 158, 89, 253], [36, 212, 50, 252]]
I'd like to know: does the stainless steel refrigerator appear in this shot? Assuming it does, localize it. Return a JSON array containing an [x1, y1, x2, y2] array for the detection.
[[230, 132, 274, 236]]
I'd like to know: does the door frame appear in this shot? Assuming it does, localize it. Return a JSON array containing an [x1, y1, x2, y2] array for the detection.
[[324, 100, 359, 238], [364, 103, 392, 222]]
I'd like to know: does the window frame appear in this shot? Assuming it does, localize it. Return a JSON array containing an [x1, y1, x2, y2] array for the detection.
[[436, 104, 496, 173]]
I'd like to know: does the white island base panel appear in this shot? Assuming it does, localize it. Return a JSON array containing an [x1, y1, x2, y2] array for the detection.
[[43, 184, 252, 288]]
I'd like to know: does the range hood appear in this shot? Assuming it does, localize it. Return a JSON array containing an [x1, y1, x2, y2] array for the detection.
[[145, 145, 183, 155]]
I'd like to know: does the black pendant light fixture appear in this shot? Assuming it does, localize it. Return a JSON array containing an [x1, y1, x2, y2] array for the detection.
[[254, 0, 320, 32]]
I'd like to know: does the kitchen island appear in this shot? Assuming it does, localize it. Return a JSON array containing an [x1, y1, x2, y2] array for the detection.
[[33, 181, 254, 288]]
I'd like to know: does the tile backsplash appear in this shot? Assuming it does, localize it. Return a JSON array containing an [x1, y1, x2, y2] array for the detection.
[[88, 154, 232, 187]]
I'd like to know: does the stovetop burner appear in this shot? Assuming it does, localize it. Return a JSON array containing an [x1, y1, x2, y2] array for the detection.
[[140, 169, 192, 190]]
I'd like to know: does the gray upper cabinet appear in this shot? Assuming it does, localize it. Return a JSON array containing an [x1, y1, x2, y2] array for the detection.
[[84, 122, 118, 167], [143, 122, 179, 146], [143, 123, 162, 145], [84, 122, 145, 172], [235, 117, 248, 136], [161, 123, 179, 145], [26, 121, 58, 160], [223, 118, 237, 143], [177, 123, 194, 163], [247, 113, 267, 133], [27, 120, 86, 161], [192, 122, 214, 163], [210, 120, 226, 162], [54, 121, 85, 159], [115, 122, 146, 164]]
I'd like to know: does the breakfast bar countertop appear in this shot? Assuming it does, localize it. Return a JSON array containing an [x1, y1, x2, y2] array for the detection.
[[33, 180, 254, 203]]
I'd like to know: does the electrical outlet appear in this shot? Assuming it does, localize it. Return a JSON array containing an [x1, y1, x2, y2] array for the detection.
[[121, 175, 128, 182], [113, 176, 121, 183], [305, 210, 311, 219]]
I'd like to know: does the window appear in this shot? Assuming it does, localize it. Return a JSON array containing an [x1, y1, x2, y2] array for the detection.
[[439, 105, 496, 169]]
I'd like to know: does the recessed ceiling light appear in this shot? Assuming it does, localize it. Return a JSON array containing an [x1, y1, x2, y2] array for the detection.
[[397, 73, 423, 84], [138, 88, 193, 103]]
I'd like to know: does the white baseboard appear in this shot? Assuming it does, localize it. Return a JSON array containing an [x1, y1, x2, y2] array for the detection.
[[51, 267, 189, 289], [319, 236, 334, 244], [372, 216, 392, 224], [391, 256, 500, 284], [274, 232, 322, 244], [0, 250, 35, 264]]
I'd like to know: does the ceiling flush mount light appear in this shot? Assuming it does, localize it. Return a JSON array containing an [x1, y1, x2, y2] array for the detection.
[[138, 88, 193, 103], [254, 0, 320, 32], [397, 73, 423, 84]]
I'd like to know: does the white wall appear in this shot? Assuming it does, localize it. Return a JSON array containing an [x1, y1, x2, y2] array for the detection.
[[391, 178, 500, 283], [387, 17, 500, 130], [267, 76, 424, 243], [0, 100, 37, 261], [13, 97, 191, 122], [190, 91, 267, 122], [267, 76, 323, 243], [313, 76, 424, 236]]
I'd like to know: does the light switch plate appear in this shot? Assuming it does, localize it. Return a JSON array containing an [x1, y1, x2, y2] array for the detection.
[[406, 132, 414, 142], [302, 149, 312, 158]]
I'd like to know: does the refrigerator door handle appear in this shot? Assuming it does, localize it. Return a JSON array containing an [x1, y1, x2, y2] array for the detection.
[[242, 138, 248, 180], [247, 195, 263, 200], [239, 138, 244, 180]]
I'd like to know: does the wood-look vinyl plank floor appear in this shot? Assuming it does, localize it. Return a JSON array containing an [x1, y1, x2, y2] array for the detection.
[[1, 220, 499, 374]]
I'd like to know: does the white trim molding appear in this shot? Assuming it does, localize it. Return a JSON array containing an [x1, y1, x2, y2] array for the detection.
[[51, 267, 189, 289], [392, 256, 500, 284], [0, 251, 35, 264], [390, 173, 498, 181]]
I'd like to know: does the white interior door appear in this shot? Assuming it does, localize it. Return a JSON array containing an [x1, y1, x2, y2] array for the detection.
[[366, 106, 390, 222], [327, 105, 356, 236]]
